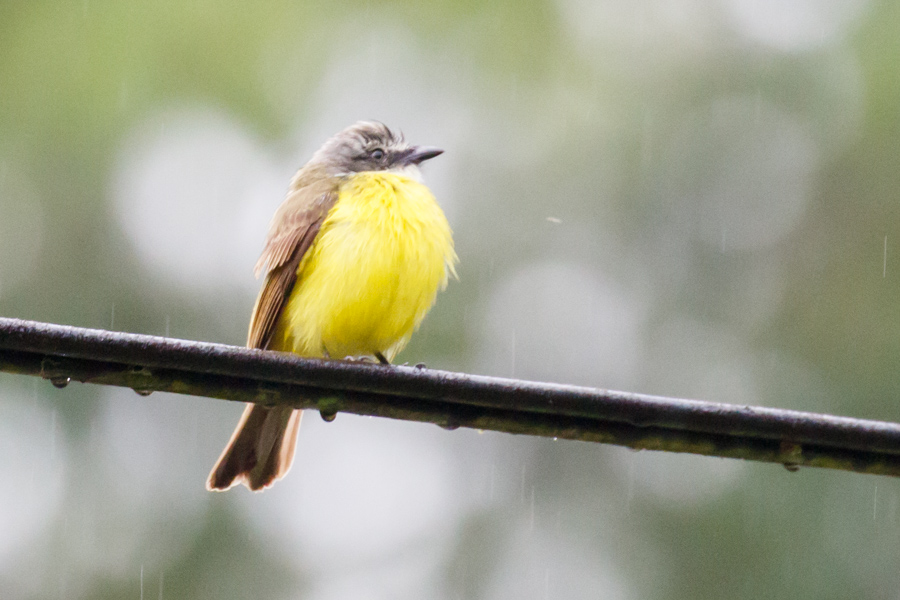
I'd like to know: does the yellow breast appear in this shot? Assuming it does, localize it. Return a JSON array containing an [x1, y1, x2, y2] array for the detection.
[[273, 171, 457, 360]]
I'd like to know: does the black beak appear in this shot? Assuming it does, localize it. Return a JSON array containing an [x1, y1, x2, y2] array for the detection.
[[402, 146, 444, 165]]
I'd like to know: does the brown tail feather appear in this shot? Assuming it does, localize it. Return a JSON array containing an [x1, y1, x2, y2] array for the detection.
[[206, 404, 302, 492]]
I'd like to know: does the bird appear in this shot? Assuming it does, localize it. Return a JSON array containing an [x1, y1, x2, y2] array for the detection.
[[207, 121, 457, 491]]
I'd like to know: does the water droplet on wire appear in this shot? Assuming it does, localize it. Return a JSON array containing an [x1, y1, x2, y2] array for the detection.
[[50, 376, 70, 389]]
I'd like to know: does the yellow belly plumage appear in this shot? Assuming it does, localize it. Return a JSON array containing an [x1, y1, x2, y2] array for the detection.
[[271, 171, 457, 361]]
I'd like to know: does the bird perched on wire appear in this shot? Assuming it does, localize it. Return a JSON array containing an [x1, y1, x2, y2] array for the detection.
[[207, 121, 457, 491]]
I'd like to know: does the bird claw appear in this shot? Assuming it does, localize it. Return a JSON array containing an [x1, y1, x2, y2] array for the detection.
[[341, 355, 379, 363]]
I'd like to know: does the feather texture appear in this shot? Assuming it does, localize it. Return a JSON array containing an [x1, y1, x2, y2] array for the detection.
[[207, 122, 455, 492]]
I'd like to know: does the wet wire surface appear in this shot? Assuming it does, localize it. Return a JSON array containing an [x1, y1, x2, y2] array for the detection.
[[1, 317, 899, 477]]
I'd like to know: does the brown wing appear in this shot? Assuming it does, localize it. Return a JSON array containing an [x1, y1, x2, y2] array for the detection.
[[247, 174, 339, 350]]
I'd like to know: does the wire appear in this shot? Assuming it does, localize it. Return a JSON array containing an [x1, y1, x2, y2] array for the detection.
[[1, 316, 899, 477]]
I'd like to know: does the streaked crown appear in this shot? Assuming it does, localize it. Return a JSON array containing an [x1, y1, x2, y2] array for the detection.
[[309, 121, 443, 176]]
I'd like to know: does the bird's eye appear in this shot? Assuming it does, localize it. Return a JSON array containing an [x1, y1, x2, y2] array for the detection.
[[370, 148, 385, 160]]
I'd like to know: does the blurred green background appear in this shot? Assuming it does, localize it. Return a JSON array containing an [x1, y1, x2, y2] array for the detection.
[[2, 0, 900, 598]]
